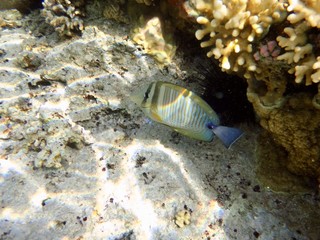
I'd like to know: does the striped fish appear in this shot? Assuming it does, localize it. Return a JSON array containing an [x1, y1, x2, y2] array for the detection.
[[131, 81, 243, 148]]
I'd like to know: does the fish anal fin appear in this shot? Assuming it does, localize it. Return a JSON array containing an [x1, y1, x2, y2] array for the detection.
[[173, 127, 213, 142]]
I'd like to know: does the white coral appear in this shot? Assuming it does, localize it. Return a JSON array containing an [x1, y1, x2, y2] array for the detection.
[[287, 0, 320, 28], [189, 0, 287, 77], [277, 0, 320, 85]]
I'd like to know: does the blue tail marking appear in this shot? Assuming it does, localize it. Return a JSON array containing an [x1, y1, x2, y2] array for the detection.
[[207, 123, 243, 149]]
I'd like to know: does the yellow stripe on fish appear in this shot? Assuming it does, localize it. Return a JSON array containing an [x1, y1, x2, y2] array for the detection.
[[131, 81, 243, 148]]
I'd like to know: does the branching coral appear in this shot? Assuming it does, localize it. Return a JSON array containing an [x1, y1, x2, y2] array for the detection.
[[42, 0, 85, 36], [185, 0, 289, 107], [287, 0, 320, 28], [276, 1, 320, 86], [187, 0, 287, 78], [275, 0, 320, 108]]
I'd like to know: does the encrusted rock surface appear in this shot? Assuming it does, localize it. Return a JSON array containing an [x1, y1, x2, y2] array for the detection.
[[0, 6, 320, 240]]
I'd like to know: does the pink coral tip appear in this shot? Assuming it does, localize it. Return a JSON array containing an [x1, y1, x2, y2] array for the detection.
[[267, 41, 277, 53], [271, 49, 281, 57], [260, 45, 269, 57], [253, 51, 260, 61]]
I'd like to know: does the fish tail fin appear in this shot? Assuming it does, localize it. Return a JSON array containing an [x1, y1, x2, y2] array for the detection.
[[212, 126, 243, 149]]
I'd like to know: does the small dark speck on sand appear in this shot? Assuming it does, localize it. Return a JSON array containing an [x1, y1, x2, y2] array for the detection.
[[253, 231, 260, 238], [253, 185, 261, 192]]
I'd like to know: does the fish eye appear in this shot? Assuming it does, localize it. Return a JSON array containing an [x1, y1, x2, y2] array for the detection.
[[144, 92, 149, 99]]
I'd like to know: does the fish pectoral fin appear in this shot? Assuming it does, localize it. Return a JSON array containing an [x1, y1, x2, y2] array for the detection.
[[148, 110, 163, 123], [172, 127, 213, 142]]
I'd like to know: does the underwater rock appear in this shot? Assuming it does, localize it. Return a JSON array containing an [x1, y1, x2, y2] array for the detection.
[[0, 0, 41, 13], [0, 97, 88, 168], [15, 51, 42, 70], [249, 92, 320, 179], [0, 9, 23, 29], [256, 131, 315, 193]]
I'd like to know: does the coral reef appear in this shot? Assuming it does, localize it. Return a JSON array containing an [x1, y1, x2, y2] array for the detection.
[[183, 0, 320, 181], [287, 0, 320, 28], [28, 119, 86, 168], [187, 0, 287, 78], [42, 0, 85, 36], [36, 0, 315, 181], [250, 1, 320, 180], [132, 16, 176, 65]]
